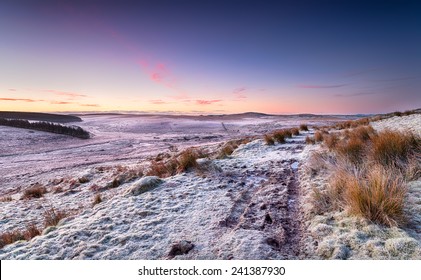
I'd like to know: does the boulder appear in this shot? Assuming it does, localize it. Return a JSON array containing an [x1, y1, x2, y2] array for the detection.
[[124, 176, 163, 196]]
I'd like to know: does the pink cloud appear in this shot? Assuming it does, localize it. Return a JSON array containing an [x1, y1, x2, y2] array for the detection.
[[196, 99, 222, 105], [150, 73, 162, 83], [50, 101, 75, 105], [0, 98, 44, 102], [8, 88, 17, 92], [233, 87, 247, 99], [80, 103, 100, 107], [149, 99, 170, 105], [297, 84, 347, 89], [43, 89, 87, 99]]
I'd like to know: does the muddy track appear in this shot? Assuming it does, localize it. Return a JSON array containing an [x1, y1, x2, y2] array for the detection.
[[218, 139, 305, 259], [278, 166, 302, 258]]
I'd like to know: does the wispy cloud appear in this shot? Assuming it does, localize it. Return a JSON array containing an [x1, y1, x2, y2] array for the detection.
[[297, 84, 348, 89], [80, 103, 100, 107], [43, 89, 87, 99], [341, 67, 383, 78], [50, 101, 75, 105], [149, 99, 170, 105], [370, 76, 419, 82], [8, 88, 17, 92], [0, 98, 44, 102], [334, 92, 380, 98], [196, 99, 222, 105], [233, 87, 247, 99]]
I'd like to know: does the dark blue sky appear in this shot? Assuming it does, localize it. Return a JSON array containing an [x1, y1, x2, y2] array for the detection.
[[1, 0, 420, 113]]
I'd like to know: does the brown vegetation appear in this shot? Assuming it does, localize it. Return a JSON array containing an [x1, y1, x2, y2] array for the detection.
[[308, 119, 420, 227], [43, 207, 68, 228], [291, 127, 300, 136], [93, 194, 103, 206], [305, 136, 315, 144], [22, 185, 47, 199], [0, 224, 41, 249], [264, 134, 275, 145], [300, 124, 309, 131]]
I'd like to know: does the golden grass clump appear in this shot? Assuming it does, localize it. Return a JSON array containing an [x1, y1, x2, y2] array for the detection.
[[305, 136, 315, 144], [0, 224, 41, 249], [323, 133, 339, 149], [291, 127, 300, 136], [345, 166, 407, 227], [93, 194, 103, 206], [335, 137, 365, 165], [22, 185, 47, 199], [314, 131, 324, 142], [177, 148, 199, 172], [147, 159, 177, 178], [43, 207, 68, 228], [349, 125, 375, 142], [300, 124, 309, 131], [371, 130, 419, 166], [272, 130, 286, 143], [264, 134, 275, 145]]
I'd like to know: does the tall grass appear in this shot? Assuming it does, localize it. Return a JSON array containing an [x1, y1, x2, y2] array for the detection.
[[371, 130, 419, 166], [309, 123, 420, 227], [345, 166, 407, 227]]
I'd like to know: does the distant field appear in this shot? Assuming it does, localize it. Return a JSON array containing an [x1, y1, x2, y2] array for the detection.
[[0, 111, 82, 123]]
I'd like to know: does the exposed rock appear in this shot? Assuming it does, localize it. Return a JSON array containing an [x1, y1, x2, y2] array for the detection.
[[168, 240, 194, 258], [124, 176, 163, 196]]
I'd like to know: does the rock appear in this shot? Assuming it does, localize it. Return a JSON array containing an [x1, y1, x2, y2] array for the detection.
[[124, 176, 163, 196], [168, 240, 194, 258], [42, 226, 57, 235]]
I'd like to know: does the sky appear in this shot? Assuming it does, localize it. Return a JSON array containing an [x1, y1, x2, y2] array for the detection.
[[0, 0, 420, 114]]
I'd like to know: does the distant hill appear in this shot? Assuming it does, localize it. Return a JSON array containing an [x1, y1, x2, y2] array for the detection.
[[0, 111, 82, 123]]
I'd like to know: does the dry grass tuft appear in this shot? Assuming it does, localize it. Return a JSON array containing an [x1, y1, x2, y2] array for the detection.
[[147, 160, 177, 178], [351, 125, 375, 142], [93, 194, 103, 206], [273, 130, 286, 143], [314, 131, 324, 142], [371, 130, 419, 166], [291, 127, 300, 136], [264, 134, 275, 145], [0, 196, 13, 202], [43, 207, 68, 228], [345, 166, 407, 227], [305, 136, 315, 144], [300, 124, 309, 131], [0, 224, 41, 249], [177, 148, 199, 172], [22, 185, 47, 199], [323, 133, 339, 149], [335, 137, 365, 165]]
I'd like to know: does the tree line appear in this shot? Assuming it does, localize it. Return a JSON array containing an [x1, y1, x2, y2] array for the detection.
[[0, 118, 90, 139]]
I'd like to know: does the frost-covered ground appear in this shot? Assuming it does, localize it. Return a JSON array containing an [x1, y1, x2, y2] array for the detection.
[[2, 113, 417, 259], [0, 126, 311, 259], [0, 113, 342, 259], [299, 114, 421, 259]]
